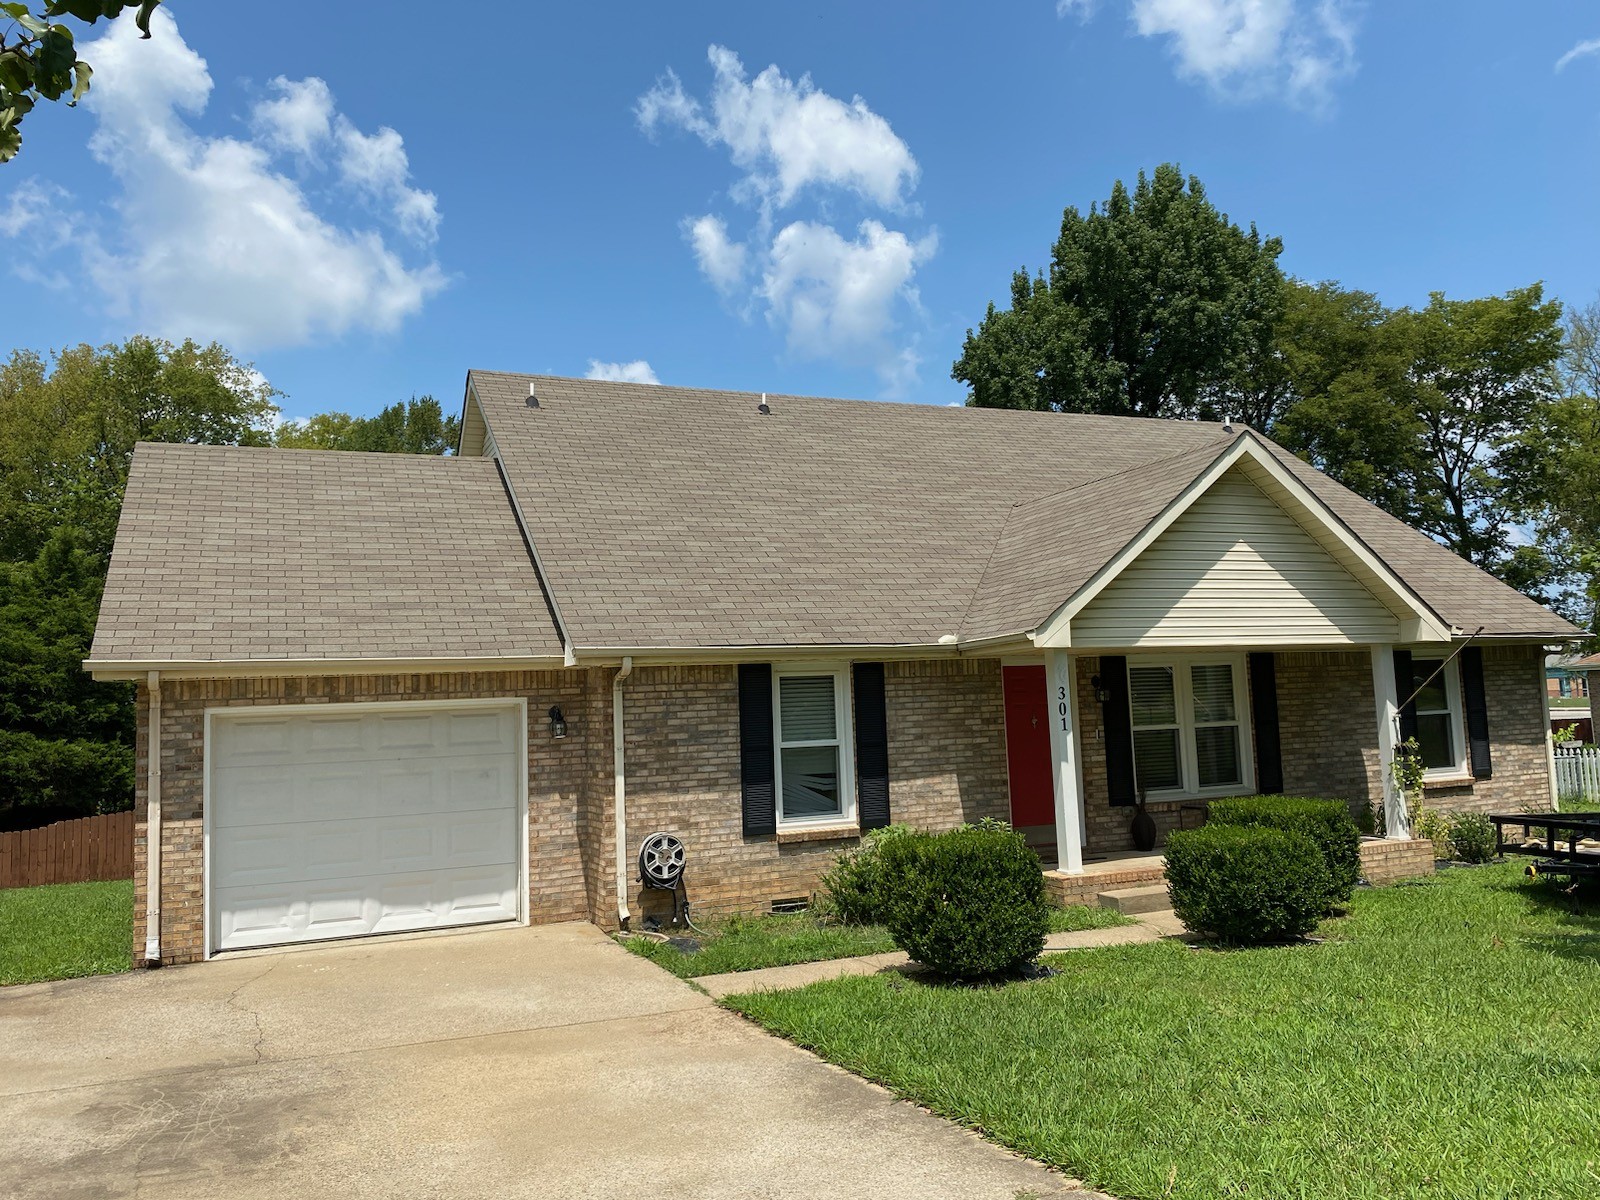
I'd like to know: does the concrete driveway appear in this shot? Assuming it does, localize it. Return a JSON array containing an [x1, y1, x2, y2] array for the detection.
[[1, 922, 1096, 1199]]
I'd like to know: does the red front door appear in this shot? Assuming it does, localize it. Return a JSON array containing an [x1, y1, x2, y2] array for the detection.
[[1003, 665, 1055, 831]]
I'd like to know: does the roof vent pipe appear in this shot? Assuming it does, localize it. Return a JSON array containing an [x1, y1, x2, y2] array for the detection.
[[526, 383, 540, 409], [757, 392, 771, 416]]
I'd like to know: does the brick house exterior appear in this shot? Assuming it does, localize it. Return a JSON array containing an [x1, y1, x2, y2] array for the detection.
[[129, 645, 1552, 964], [95, 374, 1580, 966]]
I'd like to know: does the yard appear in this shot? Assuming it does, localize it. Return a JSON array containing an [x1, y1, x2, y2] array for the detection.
[[727, 865, 1600, 1200], [622, 904, 1131, 978], [0, 880, 134, 986]]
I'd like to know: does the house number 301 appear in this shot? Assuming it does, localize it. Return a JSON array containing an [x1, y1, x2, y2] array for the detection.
[[1058, 686, 1069, 731]]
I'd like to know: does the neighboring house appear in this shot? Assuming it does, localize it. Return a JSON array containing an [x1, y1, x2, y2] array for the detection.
[[87, 374, 1581, 965], [1546, 654, 1591, 700]]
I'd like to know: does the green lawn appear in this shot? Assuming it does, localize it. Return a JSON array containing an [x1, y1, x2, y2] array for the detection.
[[728, 866, 1600, 1200], [622, 904, 1131, 979], [0, 880, 134, 986]]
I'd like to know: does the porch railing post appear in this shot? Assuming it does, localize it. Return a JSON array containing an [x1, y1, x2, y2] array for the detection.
[[1045, 648, 1086, 875], [1370, 644, 1410, 840]]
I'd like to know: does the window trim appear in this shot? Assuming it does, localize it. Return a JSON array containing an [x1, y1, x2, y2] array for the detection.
[[771, 663, 856, 829], [1126, 653, 1256, 801], [1406, 652, 1470, 781]]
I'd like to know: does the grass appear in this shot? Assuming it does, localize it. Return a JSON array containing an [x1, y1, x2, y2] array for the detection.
[[727, 865, 1600, 1200], [622, 904, 1131, 978], [0, 879, 134, 985]]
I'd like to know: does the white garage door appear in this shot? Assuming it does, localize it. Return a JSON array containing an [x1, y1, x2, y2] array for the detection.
[[208, 701, 525, 953]]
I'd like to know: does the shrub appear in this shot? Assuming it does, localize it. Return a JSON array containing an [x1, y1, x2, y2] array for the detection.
[[1209, 795, 1360, 908], [1447, 812, 1497, 864], [876, 824, 1050, 979], [1412, 806, 1452, 860], [817, 824, 918, 925], [1165, 824, 1331, 944]]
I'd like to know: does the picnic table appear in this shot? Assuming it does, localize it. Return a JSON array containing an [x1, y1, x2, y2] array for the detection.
[[1490, 811, 1600, 883]]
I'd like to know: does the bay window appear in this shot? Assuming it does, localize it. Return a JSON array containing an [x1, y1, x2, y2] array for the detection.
[[773, 667, 854, 826], [1128, 657, 1252, 798]]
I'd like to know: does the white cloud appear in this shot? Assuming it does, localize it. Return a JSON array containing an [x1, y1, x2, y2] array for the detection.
[[637, 44, 919, 213], [761, 220, 937, 392], [1067, 0, 1359, 110], [1556, 38, 1600, 72], [585, 359, 662, 385], [684, 214, 749, 296], [1, 10, 445, 350], [640, 47, 934, 394], [250, 76, 334, 157], [0, 179, 73, 243]]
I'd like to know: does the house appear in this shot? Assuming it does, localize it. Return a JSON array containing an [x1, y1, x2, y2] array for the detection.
[[1546, 653, 1594, 742], [87, 374, 1581, 965]]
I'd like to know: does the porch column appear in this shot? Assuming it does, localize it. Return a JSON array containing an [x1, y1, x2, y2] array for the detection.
[[1045, 649, 1086, 874], [1370, 644, 1411, 840]]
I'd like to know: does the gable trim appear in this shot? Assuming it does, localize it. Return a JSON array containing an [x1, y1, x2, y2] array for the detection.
[[1031, 433, 1453, 648]]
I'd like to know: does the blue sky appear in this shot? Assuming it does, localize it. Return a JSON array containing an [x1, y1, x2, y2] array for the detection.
[[3, 1, 1599, 421]]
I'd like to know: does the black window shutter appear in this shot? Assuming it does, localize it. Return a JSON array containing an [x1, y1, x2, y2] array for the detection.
[[853, 662, 891, 830], [1248, 652, 1284, 794], [738, 664, 776, 836], [1461, 646, 1492, 779], [1101, 655, 1136, 807], [1392, 649, 1419, 743]]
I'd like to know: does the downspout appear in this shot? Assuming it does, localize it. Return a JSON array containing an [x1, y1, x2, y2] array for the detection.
[[144, 670, 162, 967], [612, 656, 634, 928]]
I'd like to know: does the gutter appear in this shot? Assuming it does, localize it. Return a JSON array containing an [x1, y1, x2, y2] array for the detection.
[[612, 656, 634, 928], [144, 670, 162, 967]]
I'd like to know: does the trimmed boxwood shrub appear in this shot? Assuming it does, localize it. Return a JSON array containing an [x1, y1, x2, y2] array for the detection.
[[1165, 824, 1330, 944], [817, 823, 918, 924], [876, 824, 1050, 979], [1209, 795, 1361, 908]]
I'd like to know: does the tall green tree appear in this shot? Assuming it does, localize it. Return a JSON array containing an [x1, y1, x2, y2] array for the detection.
[[1278, 284, 1564, 591], [952, 164, 1286, 419], [274, 396, 460, 455], [1507, 298, 1600, 632], [0, 1, 160, 161], [0, 337, 278, 562]]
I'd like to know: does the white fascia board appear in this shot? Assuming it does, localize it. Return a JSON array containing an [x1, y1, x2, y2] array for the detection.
[[84, 655, 572, 682], [566, 643, 971, 666], [1031, 434, 1452, 649]]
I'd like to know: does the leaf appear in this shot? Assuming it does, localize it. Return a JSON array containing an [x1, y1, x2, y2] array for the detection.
[[68, 55, 87, 103], [0, 3, 31, 19], [0, 121, 19, 162], [134, 0, 157, 37]]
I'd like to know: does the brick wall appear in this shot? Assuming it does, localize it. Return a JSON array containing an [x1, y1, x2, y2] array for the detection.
[[1414, 645, 1553, 816], [619, 659, 1010, 926], [133, 670, 594, 966]]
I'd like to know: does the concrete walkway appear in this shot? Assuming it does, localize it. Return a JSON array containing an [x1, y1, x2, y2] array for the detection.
[[697, 910, 1186, 1000], [0, 921, 1108, 1199]]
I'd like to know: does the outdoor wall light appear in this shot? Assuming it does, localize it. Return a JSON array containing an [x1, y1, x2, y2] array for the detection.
[[1090, 675, 1111, 705], [548, 705, 567, 740]]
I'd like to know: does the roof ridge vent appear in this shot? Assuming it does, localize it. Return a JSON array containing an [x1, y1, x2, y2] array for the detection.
[[757, 392, 771, 416], [526, 383, 540, 409]]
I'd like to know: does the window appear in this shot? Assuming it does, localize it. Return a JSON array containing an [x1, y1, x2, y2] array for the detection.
[[1128, 657, 1251, 798], [773, 668, 853, 826], [1406, 656, 1466, 776]]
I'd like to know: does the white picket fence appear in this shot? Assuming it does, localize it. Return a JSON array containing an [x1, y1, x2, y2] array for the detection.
[[1554, 745, 1600, 806]]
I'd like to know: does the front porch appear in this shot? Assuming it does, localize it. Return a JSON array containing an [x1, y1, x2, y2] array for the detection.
[[1041, 837, 1438, 908], [1001, 643, 1425, 877]]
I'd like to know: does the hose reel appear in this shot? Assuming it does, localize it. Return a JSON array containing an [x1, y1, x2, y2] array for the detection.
[[637, 831, 702, 933]]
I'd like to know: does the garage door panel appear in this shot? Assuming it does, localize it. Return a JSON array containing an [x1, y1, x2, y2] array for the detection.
[[210, 702, 524, 953]]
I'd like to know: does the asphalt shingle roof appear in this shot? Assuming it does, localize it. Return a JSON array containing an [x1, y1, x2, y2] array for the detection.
[[90, 443, 563, 664], [473, 372, 1577, 648], [90, 375, 1579, 666]]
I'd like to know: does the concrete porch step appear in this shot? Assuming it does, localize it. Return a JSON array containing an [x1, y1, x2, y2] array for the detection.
[[1096, 883, 1171, 915]]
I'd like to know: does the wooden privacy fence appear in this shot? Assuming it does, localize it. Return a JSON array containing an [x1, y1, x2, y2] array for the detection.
[[0, 811, 134, 890], [1554, 746, 1600, 808]]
